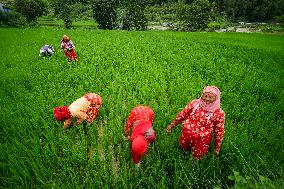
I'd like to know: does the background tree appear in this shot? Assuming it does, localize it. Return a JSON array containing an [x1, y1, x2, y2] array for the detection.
[[121, 0, 148, 30], [14, 0, 47, 22], [222, 0, 284, 22], [50, 0, 78, 29], [92, 0, 117, 29], [176, 0, 216, 31]]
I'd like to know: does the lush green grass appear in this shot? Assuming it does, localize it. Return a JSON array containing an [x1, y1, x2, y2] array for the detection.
[[0, 28, 283, 188]]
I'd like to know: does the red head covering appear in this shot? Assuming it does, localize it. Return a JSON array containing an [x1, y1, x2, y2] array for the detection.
[[199, 86, 221, 112], [131, 135, 148, 164], [54, 106, 71, 121]]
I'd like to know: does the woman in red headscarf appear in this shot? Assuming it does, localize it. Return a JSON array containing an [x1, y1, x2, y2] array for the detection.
[[166, 86, 225, 160], [125, 106, 156, 166], [54, 93, 102, 129]]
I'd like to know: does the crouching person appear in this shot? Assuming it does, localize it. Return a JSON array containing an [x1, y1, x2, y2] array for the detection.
[[39, 45, 54, 57], [125, 106, 156, 167], [54, 93, 102, 129]]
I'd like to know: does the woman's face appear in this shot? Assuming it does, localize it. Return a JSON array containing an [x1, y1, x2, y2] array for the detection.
[[63, 37, 69, 42], [201, 92, 216, 104]]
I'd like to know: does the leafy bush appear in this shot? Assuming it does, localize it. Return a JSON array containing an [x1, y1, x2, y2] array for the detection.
[[207, 21, 227, 31], [0, 11, 27, 27], [228, 171, 281, 189], [256, 24, 284, 34], [274, 15, 284, 23]]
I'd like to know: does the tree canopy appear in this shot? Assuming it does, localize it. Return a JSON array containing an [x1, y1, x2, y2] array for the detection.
[[14, 0, 47, 22]]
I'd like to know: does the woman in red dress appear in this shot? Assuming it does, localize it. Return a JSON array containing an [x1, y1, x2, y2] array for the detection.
[[60, 35, 78, 61], [166, 86, 225, 160], [125, 106, 156, 166]]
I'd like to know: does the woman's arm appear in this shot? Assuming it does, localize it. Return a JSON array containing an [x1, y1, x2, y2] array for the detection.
[[63, 118, 72, 129], [60, 41, 66, 49], [73, 118, 85, 126], [166, 100, 197, 133], [213, 110, 225, 156], [125, 114, 134, 137], [73, 111, 89, 126]]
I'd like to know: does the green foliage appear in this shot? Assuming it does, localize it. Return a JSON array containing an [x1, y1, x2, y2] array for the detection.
[[50, 0, 78, 29], [222, 0, 284, 22], [275, 15, 284, 23], [228, 171, 281, 189], [68, 2, 93, 21], [0, 11, 27, 27], [0, 28, 283, 188], [121, 1, 148, 30], [92, 0, 117, 29], [14, 0, 48, 22], [146, 4, 178, 23], [207, 21, 227, 31], [250, 23, 284, 34], [176, 0, 216, 31]]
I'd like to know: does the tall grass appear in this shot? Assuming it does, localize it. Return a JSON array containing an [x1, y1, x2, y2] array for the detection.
[[0, 28, 283, 188]]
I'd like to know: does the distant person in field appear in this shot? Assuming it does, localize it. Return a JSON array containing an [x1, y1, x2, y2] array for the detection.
[[60, 35, 78, 61], [166, 86, 225, 160], [39, 45, 54, 57], [125, 106, 156, 167], [54, 93, 102, 129]]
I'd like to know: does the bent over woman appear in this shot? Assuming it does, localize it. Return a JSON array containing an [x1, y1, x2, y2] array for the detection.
[[125, 106, 156, 166], [54, 93, 102, 129]]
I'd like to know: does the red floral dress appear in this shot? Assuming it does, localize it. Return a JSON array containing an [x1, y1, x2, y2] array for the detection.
[[61, 40, 77, 61], [125, 106, 154, 137], [84, 93, 102, 122], [171, 99, 225, 159]]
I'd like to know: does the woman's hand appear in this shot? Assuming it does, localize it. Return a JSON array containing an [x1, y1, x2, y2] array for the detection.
[[86, 116, 92, 123], [214, 150, 220, 157], [73, 118, 84, 126], [124, 136, 130, 141], [166, 124, 173, 133], [63, 118, 72, 129]]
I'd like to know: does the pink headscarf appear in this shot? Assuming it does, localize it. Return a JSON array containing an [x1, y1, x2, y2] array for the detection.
[[199, 86, 221, 112]]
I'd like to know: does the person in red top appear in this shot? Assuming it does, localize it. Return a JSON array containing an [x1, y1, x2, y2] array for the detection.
[[54, 93, 102, 129], [60, 35, 78, 61], [166, 86, 225, 160], [125, 106, 156, 166]]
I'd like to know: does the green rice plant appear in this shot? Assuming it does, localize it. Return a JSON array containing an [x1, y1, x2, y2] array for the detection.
[[0, 28, 283, 188]]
